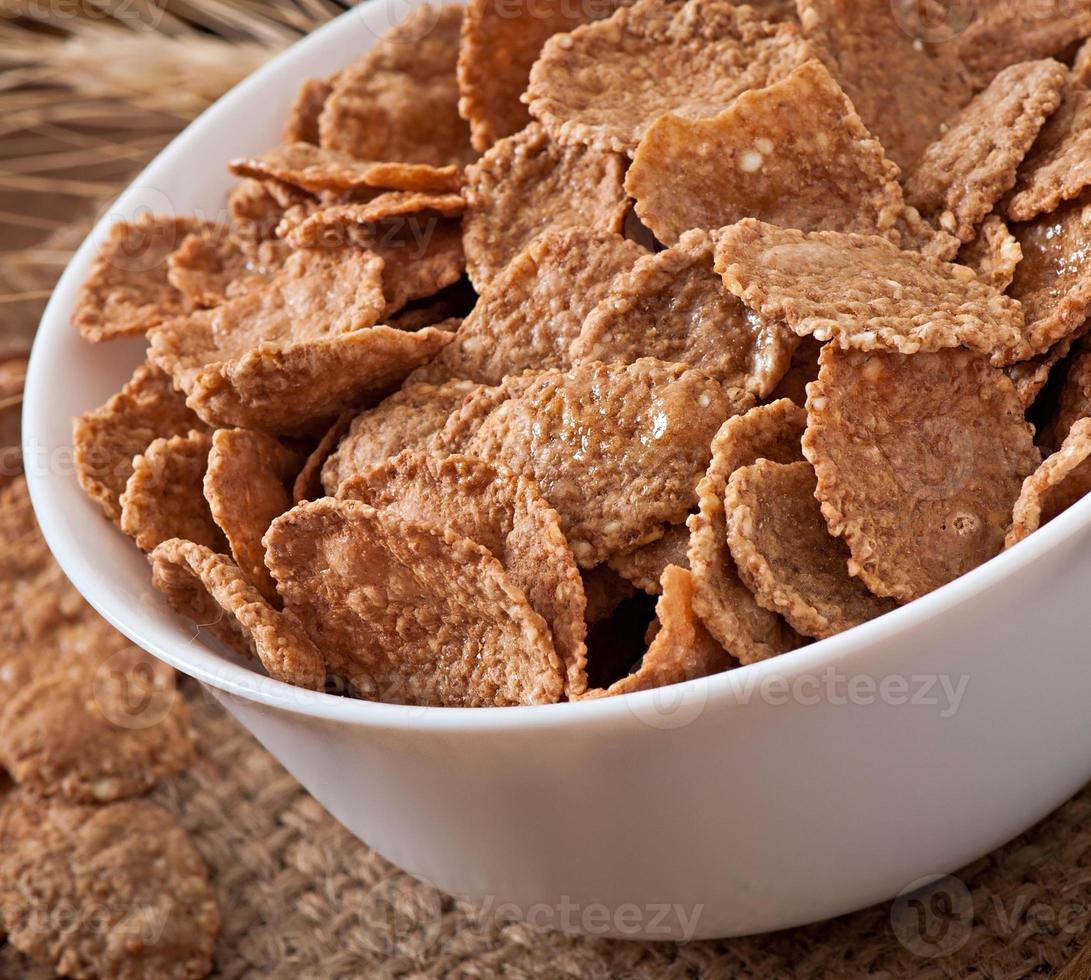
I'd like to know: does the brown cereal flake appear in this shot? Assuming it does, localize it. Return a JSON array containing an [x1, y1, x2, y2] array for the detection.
[[204, 428, 299, 603], [1009, 190, 1091, 356], [687, 399, 805, 663], [420, 228, 644, 385], [0, 662, 193, 805], [154, 316, 452, 435], [726, 459, 897, 639], [340, 451, 588, 695], [322, 379, 479, 494], [202, 245, 387, 343], [898, 211, 964, 263], [230, 142, 459, 195], [796, 0, 974, 171], [149, 247, 453, 432], [73, 362, 207, 524], [446, 358, 751, 567], [714, 219, 1028, 364], [389, 306, 463, 336], [627, 59, 906, 246], [276, 215, 466, 319], [0, 611, 94, 706], [525, 0, 814, 156], [607, 524, 690, 595], [358, 160, 463, 193], [802, 346, 1040, 602], [954, 0, 1091, 86], [580, 565, 732, 698], [228, 177, 312, 241], [266, 498, 564, 706], [0, 619, 90, 700], [457, 0, 631, 152], [72, 215, 209, 342], [571, 228, 797, 397], [0, 481, 99, 691], [906, 59, 1068, 243], [149, 538, 325, 690], [1007, 332, 1078, 410], [374, 220, 467, 317], [283, 191, 466, 247], [319, 5, 474, 167], [429, 370, 543, 454], [462, 122, 628, 290], [1074, 37, 1091, 88], [0, 619, 161, 732], [357, 158, 460, 190], [167, 230, 286, 309], [0, 490, 143, 745], [1008, 89, 1091, 223], [1007, 417, 1091, 545], [958, 213, 1023, 292], [167, 229, 247, 308], [120, 431, 224, 554], [282, 76, 334, 145], [227, 237, 290, 295], [0, 476, 46, 559], [0, 794, 219, 980]]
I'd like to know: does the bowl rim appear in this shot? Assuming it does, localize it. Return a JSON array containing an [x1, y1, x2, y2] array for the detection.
[[23, 0, 1091, 733]]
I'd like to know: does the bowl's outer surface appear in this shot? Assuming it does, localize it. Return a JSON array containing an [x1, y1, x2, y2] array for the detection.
[[23, 0, 1091, 941]]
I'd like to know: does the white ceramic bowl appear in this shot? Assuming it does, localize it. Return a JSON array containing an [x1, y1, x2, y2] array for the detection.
[[22, 0, 1091, 942]]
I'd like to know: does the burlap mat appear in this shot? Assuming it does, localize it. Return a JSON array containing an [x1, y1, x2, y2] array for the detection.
[[131, 686, 1091, 978], [2, 4, 1091, 976]]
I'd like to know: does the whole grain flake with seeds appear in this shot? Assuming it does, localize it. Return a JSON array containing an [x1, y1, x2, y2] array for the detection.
[[48, 0, 1091, 728], [626, 59, 911, 246], [802, 347, 1040, 602], [412, 227, 646, 384], [571, 228, 798, 396], [687, 399, 806, 663], [339, 450, 589, 695]]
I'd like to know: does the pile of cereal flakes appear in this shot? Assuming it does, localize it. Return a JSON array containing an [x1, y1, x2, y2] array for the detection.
[[71, 0, 1091, 708], [0, 357, 220, 979]]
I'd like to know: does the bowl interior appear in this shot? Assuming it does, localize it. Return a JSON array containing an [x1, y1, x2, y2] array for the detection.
[[23, 0, 1091, 730]]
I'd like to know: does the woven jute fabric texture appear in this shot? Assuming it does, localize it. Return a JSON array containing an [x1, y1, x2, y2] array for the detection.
[[13, 683, 1072, 980]]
